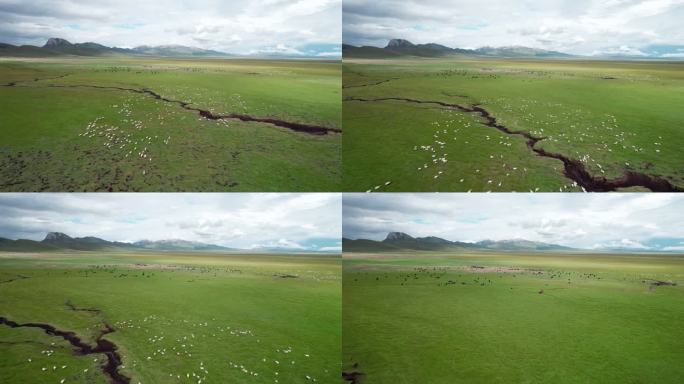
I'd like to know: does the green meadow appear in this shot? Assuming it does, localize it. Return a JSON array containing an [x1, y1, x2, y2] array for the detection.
[[342, 58, 684, 192], [343, 251, 684, 383], [0, 251, 341, 383], [0, 57, 341, 191]]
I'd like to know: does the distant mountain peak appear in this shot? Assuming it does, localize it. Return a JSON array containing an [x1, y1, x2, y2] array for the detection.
[[43, 38, 72, 48], [130, 44, 230, 57], [386, 39, 415, 48], [474, 45, 571, 57], [384, 232, 415, 242], [420, 236, 454, 244], [0, 232, 331, 253], [0, 37, 234, 58], [344, 232, 576, 253], [43, 232, 72, 241], [5, 232, 233, 252], [342, 39, 573, 59]]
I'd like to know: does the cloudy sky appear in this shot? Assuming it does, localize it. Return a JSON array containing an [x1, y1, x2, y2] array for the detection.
[[344, 193, 684, 251], [0, 0, 341, 56], [344, 0, 684, 56], [0, 193, 341, 252]]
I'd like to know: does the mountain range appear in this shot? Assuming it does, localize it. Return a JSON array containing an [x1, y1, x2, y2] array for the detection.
[[0, 37, 232, 58], [0, 232, 333, 253], [343, 39, 572, 59], [343, 232, 576, 253], [0, 38, 342, 59], [343, 39, 684, 60]]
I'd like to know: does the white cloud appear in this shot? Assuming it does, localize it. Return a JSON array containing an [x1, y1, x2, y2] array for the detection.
[[591, 45, 648, 56], [0, 0, 341, 55], [317, 50, 343, 57], [343, 193, 684, 250], [319, 246, 342, 251], [343, 0, 684, 55], [593, 238, 648, 249], [249, 43, 304, 56], [0, 193, 341, 250]]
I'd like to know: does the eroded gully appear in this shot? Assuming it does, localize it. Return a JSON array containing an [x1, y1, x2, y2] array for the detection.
[[0, 316, 130, 384], [2, 78, 340, 135], [344, 96, 682, 192], [342, 78, 398, 89]]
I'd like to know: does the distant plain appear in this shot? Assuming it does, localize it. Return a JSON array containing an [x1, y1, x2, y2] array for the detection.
[[343, 249, 684, 383]]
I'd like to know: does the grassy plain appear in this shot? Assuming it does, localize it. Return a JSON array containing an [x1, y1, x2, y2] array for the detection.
[[343, 250, 684, 383], [0, 57, 341, 191], [342, 58, 684, 192], [0, 251, 341, 383]]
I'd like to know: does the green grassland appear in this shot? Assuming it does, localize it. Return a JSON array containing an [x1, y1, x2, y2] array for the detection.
[[0, 57, 341, 191], [343, 250, 684, 383], [342, 58, 684, 192], [0, 251, 341, 383]]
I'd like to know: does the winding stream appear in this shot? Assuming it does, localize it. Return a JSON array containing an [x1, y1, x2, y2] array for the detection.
[[0, 316, 130, 384], [345, 96, 682, 192], [2, 78, 340, 135]]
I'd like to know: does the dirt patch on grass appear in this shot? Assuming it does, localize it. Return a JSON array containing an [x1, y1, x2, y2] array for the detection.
[[65, 300, 102, 314], [343, 78, 398, 89], [0, 274, 30, 284], [126, 263, 183, 270], [342, 371, 365, 383], [273, 273, 298, 278], [644, 279, 677, 287], [460, 265, 543, 274]]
